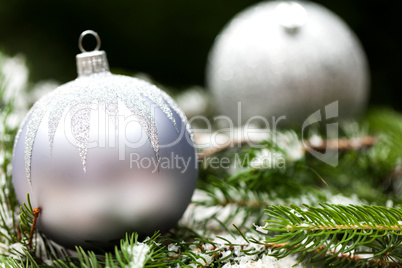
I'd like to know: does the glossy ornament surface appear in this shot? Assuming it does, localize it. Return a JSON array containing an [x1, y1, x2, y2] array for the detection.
[[207, 1, 369, 125], [12, 31, 198, 249]]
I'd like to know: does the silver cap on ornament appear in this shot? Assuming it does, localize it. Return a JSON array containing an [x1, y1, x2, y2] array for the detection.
[[76, 30, 110, 76], [275, 1, 309, 32]]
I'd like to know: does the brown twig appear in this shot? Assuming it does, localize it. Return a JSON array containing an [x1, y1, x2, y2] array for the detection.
[[304, 136, 377, 152], [197, 140, 249, 160], [28, 207, 41, 249], [196, 134, 377, 160], [15, 224, 21, 240], [313, 245, 399, 267]]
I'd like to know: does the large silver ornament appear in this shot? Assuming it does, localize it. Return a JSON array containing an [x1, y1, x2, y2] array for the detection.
[[207, 1, 370, 125], [12, 31, 198, 249]]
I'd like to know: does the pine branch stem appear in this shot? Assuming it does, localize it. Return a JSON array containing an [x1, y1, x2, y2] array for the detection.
[[28, 207, 41, 249], [313, 245, 399, 268], [286, 224, 402, 231], [305, 136, 377, 151], [197, 140, 248, 160], [15, 223, 21, 240], [196, 134, 376, 159], [196, 199, 267, 208]]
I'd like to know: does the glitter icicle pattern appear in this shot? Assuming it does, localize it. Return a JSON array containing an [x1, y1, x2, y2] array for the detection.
[[22, 72, 190, 185], [11, 31, 198, 249], [20, 30, 193, 186]]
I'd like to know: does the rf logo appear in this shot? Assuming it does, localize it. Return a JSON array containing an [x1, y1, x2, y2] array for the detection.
[[302, 101, 339, 167]]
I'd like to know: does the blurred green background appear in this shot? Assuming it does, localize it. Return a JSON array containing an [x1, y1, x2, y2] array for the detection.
[[0, 0, 401, 110]]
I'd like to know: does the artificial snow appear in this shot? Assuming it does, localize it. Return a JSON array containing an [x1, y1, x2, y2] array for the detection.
[[250, 149, 285, 169], [185, 234, 304, 268], [6, 243, 24, 259], [221, 254, 303, 268], [168, 243, 180, 257], [126, 243, 151, 268], [1, 55, 28, 107], [253, 223, 269, 234], [308, 134, 323, 147]]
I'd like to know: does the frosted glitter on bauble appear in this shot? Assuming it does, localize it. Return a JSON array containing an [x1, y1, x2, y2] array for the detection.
[[12, 31, 198, 249], [207, 1, 370, 125]]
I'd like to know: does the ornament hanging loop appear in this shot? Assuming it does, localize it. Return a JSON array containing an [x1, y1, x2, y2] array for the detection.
[[79, 30, 101, 53], [76, 30, 109, 76]]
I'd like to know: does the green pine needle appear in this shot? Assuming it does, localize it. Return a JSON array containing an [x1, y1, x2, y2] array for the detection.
[[264, 203, 402, 267]]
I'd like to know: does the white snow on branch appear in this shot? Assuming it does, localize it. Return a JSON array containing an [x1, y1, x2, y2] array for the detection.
[[1, 54, 28, 106], [186, 234, 303, 268], [125, 242, 151, 268], [253, 223, 269, 234], [222, 254, 302, 268]]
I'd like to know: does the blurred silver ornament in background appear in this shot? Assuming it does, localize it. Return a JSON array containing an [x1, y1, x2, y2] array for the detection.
[[175, 86, 212, 118], [12, 30, 198, 249], [207, 0, 370, 125]]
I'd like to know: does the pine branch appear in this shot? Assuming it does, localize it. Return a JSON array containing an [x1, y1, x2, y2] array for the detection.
[[168, 238, 391, 267], [160, 228, 310, 267], [304, 136, 377, 152], [28, 208, 41, 249], [264, 203, 402, 267], [52, 232, 167, 268], [19, 194, 36, 247]]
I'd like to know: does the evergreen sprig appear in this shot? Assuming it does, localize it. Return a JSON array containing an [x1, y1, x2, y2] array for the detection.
[[264, 203, 402, 267], [52, 232, 166, 268]]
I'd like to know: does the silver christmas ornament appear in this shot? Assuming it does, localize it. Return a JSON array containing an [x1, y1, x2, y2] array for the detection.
[[12, 30, 198, 249], [207, 1, 370, 125]]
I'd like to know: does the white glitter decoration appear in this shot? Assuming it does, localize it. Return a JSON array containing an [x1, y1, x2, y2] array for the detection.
[[71, 106, 92, 172], [159, 89, 194, 142], [24, 92, 56, 185], [23, 71, 191, 184]]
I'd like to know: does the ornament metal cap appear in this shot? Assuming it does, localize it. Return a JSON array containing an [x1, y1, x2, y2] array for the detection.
[[275, 1, 309, 32], [76, 30, 110, 76]]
